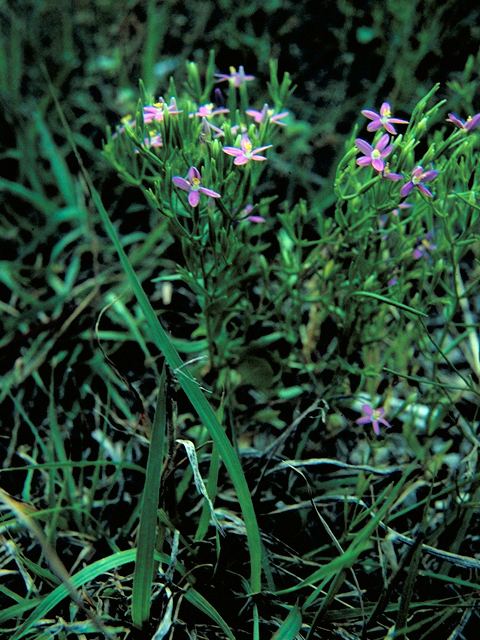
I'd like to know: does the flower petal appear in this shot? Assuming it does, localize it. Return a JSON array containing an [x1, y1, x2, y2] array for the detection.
[[380, 144, 394, 157], [372, 157, 385, 172], [384, 172, 403, 181], [222, 146, 242, 157], [446, 112, 464, 129], [421, 170, 439, 182], [466, 113, 480, 131], [361, 404, 374, 417], [383, 122, 397, 135], [380, 102, 391, 115], [366, 121, 382, 132], [376, 134, 390, 152], [199, 187, 221, 198], [400, 182, 414, 197], [253, 144, 273, 154], [172, 177, 190, 191], [188, 166, 201, 182], [188, 190, 200, 207], [357, 156, 373, 166], [361, 109, 380, 120], [418, 183, 434, 197], [355, 138, 373, 155]]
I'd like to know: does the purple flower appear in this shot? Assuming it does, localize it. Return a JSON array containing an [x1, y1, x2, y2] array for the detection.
[[246, 104, 289, 126], [143, 97, 182, 123], [190, 103, 229, 118], [355, 134, 394, 172], [172, 166, 221, 207], [400, 166, 439, 198], [362, 102, 409, 135], [238, 204, 265, 223], [214, 66, 255, 87], [134, 132, 163, 153], [383, 170, 403, 181], [392, 202, 413, 216], [446, 112, 480, 132], [356, 404, 391, 436], [115, 98, 182, 136], [413, 232, 437, 260], [222, 134, 272, 165]]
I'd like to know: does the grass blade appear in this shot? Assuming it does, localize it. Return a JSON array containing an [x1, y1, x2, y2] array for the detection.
[[273, 604, 302, 640], [132, 364, 168, 628], [351, 291, 428, 317]]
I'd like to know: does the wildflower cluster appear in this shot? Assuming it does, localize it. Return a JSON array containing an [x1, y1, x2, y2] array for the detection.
[[106, 58, 480, 445], [329, 87, 480, 436], [104, 55, 293, 381]]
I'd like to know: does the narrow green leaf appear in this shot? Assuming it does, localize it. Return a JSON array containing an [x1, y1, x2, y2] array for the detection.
[[351, 291, 428, 317], [185, 588, 236, 640], [9, 550, 171, 640], [272, 604, 302, 640], [132, 364, 167, 628]]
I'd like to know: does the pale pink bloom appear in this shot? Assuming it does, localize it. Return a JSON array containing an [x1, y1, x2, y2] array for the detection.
[[172, 166, 220, 207], [222, 134, 272, 165]]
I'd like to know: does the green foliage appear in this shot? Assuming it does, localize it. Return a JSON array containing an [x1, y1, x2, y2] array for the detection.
[[2, 1, 480, 639]]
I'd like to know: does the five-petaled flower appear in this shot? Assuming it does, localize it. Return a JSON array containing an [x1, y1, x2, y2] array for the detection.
[[392, 202, 413, 216], [237, 204, 265, 223], [355, 134, 393, 172], [446, 112, 480, 132], [413, 232, 437, 260], [190, 103, 229, 118], [362, 102, 409, 135], [134, 132, 163, 153], [400, 166, 439, 198], [172, 166, 221, 207], [222, 134, 272, 165], [214, 66, 255, 87], [141, 97, 182, 123], [356, 404, 391, 436], [116, 97, 182, 135], [246, 104, 289, 126]]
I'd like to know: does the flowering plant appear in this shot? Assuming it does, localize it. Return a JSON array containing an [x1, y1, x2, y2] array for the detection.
[[104, 55, 293, 382]]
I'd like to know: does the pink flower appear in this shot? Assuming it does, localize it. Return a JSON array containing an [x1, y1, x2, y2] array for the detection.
[[142, 97, 182, 123], [134, 132, 163, 153], [391, 202, 413, 216], [413, 232, 437, 260], [446, 112, 480, 132], [246, 104, 289, 126], [189, 103, 229, 118], [222, 134, 272, 165], [362, 102, 409, 135], [356, 404, 391, 436], [383, 170, 403, 181], [400, 166, 439, 198], [115, 97, 182, 136], [172, 166, 221, 207], [238, 204, 265, 223], [355, 134, 394, 172], [214, 66, 255, 87]]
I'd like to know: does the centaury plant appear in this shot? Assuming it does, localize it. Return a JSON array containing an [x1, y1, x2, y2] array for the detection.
[[3, 43, 480, 640]]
